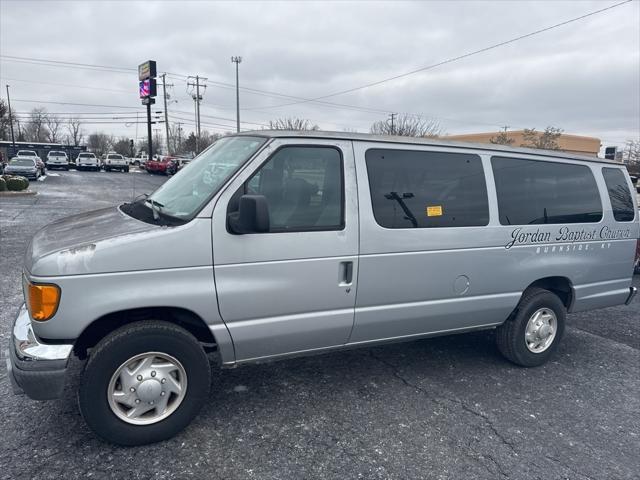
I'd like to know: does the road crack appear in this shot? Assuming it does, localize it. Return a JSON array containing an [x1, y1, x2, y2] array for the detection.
[[368, 350, 517, 478]]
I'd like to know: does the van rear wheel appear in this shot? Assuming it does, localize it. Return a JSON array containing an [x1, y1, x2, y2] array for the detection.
[[78, 321, 211, 446], [496, 288, 566, 367]]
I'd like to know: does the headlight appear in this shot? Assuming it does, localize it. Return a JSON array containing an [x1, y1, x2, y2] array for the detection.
[[25, 279, 61, 321]]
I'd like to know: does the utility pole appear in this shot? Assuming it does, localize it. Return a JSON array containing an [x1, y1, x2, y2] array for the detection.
[[388, 113, 397, 135], [161, 73, 173, 155], [6, 84, 16, 153], [177, 122, 183, 152], [187, 75, 206, 153], [231, 56, 242, 133]]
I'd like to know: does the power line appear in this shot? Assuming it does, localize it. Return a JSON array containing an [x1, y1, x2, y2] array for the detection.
[[1, 1, 632, 133], [252, 0, 633, 110], [11, 98, 146, 109], [0, 76, 133, 94]]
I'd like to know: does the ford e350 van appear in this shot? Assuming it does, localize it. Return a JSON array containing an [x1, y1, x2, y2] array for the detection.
[[8, 131, 639, 445]]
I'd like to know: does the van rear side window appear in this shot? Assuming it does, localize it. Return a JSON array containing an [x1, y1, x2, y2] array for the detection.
[[491, 157, 602, 225], [365, 149, 489, 228], [602, 167, 635, 222]]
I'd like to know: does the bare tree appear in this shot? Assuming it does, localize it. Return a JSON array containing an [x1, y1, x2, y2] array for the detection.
[[370, 114, 441, 137], [522, 126, 563, 150], [0, 98, 16, 141], [490, 130, 515, 146], [45, 114, 63, 143], [623, 139, 640, 166], [153, 131, 164, 156], [24, 107, 49, 142], [87, 132, 113, 157], [269, 117, 319, 131], [112, 137, 133, 157], [66, 117, 84, 146]]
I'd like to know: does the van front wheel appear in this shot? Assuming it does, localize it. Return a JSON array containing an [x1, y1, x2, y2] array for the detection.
[[496, 288, 566, 367], [78, 321, 211, 446]]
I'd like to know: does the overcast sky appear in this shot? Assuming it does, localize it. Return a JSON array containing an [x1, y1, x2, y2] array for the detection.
[[1, 0, 638, 149]]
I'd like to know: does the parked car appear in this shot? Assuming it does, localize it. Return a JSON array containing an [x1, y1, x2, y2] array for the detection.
[[4, 156, 40, 179], [16, 150, 46, 176], [46, 151, 70, 170], [175, 156, 193, 171], [7, 132, 639, 446], [145, 155, 177, 175], [104, 153, 129, 172], [130, 153, 149, 167], [76, 152, 100, 171]]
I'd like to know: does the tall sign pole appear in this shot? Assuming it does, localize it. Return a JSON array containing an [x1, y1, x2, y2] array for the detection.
[[6, 84, 16, 153], [138, 60, 157, 157]]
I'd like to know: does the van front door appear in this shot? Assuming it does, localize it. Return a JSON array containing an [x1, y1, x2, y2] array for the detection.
[[211, 139, 358, 362]]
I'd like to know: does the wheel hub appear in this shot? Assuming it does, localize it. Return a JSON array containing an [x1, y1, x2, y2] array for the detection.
[[107, 352, 188, 425], [136, 379, 162, 403], [525, 308, 557, 353]]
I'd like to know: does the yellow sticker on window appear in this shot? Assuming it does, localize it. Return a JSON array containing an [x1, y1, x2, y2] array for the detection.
[[426, 205, 443, 217]]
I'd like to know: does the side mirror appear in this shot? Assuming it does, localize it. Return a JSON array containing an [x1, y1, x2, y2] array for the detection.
[[228, 195, 270, 234]]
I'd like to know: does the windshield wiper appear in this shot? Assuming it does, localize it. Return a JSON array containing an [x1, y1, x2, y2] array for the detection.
[[145, 198, 165, 221]]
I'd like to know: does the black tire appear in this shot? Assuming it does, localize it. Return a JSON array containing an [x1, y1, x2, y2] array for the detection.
[[78, 321, 211, 446], [125, 167, 129, 172], [496, 287, 566, 367]]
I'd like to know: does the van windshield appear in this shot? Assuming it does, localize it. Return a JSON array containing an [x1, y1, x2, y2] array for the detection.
[[147, 136, 266, 220]]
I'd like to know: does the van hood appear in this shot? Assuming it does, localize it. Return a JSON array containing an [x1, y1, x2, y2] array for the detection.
[[25, 206, 213, 277], [25, 206, 159, 276]]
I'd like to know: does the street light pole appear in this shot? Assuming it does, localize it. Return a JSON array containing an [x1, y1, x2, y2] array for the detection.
[[231, 56, 242, 133]]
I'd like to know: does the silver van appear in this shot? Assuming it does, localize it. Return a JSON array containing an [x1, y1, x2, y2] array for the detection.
[[8, 131, 639, 445]]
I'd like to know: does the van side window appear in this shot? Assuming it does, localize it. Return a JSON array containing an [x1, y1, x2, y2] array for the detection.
[[491, 157, 602, 225], [365, 149, 489, 228], [239, 146, 344, 232], [602, 167, 635, 222]]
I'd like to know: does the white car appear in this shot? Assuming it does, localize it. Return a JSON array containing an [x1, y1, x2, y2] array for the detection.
[[16, 150, 46, 175], [46, 151, 70, 170], [104, 153, 129, 173], [76, 152, 100, 171]]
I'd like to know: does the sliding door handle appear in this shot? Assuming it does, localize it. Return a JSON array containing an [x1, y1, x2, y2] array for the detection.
[[339, 261, 353, 286]]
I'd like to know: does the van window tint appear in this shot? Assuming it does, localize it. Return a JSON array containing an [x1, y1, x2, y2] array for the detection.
[[365, 149, 489, 228], [241, 146, 343, 231], [492, 157, 602, 225], [602, 168, 634, 222]]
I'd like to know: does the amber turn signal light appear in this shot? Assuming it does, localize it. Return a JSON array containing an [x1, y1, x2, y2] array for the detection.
[[27, 282, 61, 321]]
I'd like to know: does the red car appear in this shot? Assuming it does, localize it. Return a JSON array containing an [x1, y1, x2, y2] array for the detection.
[[145, 156, 178, 175]]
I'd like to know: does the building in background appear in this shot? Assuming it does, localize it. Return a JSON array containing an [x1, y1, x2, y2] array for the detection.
[[445, 130, 601, 157], [0, 141, 87, 162]]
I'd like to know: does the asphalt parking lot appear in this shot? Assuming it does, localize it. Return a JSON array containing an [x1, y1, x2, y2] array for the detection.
[[0, 170, 638, 480]]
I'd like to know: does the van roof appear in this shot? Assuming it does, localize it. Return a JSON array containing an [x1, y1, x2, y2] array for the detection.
[[237, 130, 618, 165]]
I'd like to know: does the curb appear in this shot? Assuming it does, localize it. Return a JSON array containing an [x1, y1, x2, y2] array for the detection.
[[0, 190, 37, 197]]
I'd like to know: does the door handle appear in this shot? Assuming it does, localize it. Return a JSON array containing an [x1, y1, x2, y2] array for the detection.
[[339, 261, 353, 286]]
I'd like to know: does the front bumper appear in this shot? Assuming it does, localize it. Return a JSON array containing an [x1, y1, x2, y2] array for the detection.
[[7, 304, 74, 400], [5, 170, 37, 178]]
